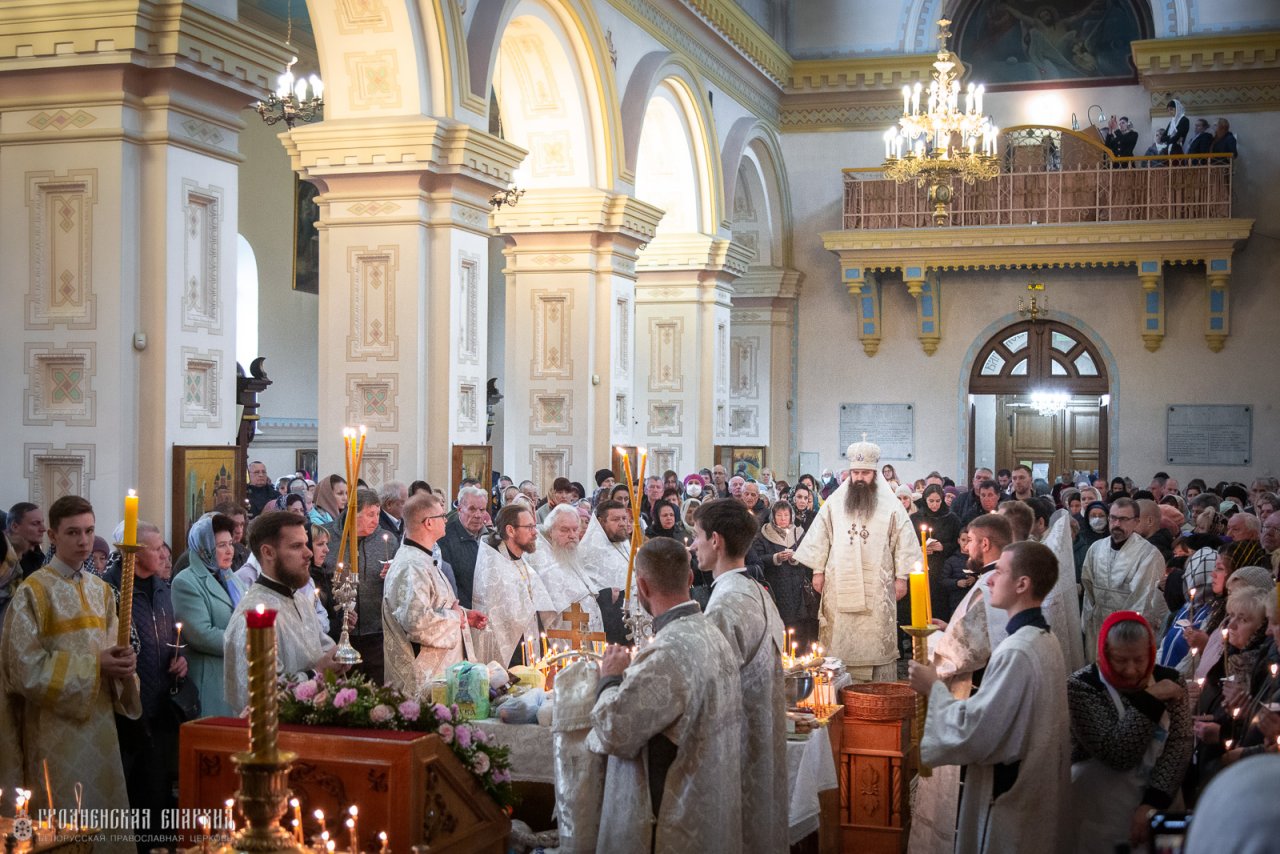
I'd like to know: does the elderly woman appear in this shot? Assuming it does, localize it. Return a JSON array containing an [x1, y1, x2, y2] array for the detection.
[[748, 500, 817, 649], [1068, 611, 1193, 853], [170, 513, 245, 717]]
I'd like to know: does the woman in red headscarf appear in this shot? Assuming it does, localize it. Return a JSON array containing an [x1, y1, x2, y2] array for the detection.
[[1067, 610, 1194, 852]]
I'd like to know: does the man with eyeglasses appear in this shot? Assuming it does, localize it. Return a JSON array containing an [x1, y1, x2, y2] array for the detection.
[[1081, 496, 1167, 662], [439, 485, 492, 609], [383, 492, 487, 695], [471, 505, 554, 666]]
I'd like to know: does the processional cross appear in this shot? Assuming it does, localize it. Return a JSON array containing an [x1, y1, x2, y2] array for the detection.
[[545, 602, 607, 650]]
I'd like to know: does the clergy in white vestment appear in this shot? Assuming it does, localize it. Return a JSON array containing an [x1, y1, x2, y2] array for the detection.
[[589, 537, 744, 854], [224, 512, 345, 713], [793, 440, 918, 682], [0, 496, 140, 854], [579, 499, 641, 645], [382, 492, 488, 696], [693, 499, 788, 854], [909, 541, 1072, 854], [524, 503, 605, 635], [910, 512, 1013, 853], [472, 505, 556, 666], [1081, 497, 1168, 663]]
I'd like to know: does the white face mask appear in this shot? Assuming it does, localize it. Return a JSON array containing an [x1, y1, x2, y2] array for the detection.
[[686, 483, 702, 498], [1089, 516, 1107, 532]]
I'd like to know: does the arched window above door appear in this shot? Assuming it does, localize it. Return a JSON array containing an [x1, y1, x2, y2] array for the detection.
[[969, 320, 1108, 395]]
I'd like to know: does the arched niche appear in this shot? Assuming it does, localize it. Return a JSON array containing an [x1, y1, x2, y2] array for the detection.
[[634, 76, 720, 236]]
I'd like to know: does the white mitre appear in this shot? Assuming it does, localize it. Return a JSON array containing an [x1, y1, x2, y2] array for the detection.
[[846, 438, 881, 471]]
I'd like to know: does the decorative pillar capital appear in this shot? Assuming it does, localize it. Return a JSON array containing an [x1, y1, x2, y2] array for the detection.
[[1137, 259, 1165, 352]]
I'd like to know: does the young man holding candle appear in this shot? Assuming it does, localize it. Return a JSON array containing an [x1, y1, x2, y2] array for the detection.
[[909, 540, 1072, 854], [223, 511, 347, 712], [0, 495, 141, 854], [382, 492, 487, 695], [693, 498, 788, 854], [579, 499, 635, 645]]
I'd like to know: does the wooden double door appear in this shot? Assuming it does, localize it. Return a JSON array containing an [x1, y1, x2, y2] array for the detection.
[[996, 395, 1103, 482]]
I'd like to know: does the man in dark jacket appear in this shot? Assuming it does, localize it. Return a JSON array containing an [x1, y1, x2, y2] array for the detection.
[[438, 485, 491, 608]]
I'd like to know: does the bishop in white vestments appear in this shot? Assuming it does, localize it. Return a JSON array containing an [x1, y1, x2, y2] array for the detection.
[[1081, 497, 1167, 663], [794, 440, 918, 681], [524, 504, 605, 635]]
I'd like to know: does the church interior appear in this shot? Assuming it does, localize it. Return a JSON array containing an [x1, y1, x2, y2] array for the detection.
[[2, 0, 1279, 850]]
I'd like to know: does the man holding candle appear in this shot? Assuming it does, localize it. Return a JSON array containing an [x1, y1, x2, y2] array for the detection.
[[0, 495, 140, 854], [224, 511, 347, 712], [794, 439, 918, 683], [383, 492, 487, 695], [908, 541, 1072, 854], [580, 499, 635, 644], [472, 505, 555, 666]]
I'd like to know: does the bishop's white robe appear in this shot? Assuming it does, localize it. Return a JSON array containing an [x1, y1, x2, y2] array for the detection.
[[471, 542, 555, 666], [705, 570, 788, 854], [381, 541, 467, 697], [590, 601, 744, 854], [793, 479, 918, 671], [1081, 534, 1167, 663], [0, 561, 141, 854], [224, 579, 336, 713], [523, 535, 605, 636], [921, 616, 1072, 854]]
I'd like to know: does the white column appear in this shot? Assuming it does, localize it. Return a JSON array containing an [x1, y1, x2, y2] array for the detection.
[[494, 189, 663, 490], [283, 118, 524, 488]]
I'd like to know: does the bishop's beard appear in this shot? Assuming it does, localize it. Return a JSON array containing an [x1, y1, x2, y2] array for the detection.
[[845, 477, 879, 519]]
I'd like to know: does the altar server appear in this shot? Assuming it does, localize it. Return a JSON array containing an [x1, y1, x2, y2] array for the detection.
[[694, 498, 788, 854], [0, 496, 140, 854], [224, 512, 345, 711], [590, 537, 743, 853], [525, 503, 604, 635], [383, 491, 487, 695], [909, 541, 1072, 854], [472, 505, 555, 666]]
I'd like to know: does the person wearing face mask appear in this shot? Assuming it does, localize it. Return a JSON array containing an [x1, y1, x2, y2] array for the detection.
[[1067, 612, 1192, 853], [1075, 501, 1110, 572]]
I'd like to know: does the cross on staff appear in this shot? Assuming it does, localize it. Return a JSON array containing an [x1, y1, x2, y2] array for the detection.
[[545, 602, 607, 651]]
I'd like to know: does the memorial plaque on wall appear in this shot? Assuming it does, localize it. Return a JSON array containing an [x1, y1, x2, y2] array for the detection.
[[1166, 405, 1252, 466], [838, 403, 915, 460]]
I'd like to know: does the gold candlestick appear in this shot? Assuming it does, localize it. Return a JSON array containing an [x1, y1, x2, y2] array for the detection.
[[901, 624, 940, 777], [114, 542, 143, 645]]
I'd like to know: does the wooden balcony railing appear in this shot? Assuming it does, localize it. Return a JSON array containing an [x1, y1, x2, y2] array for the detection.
[[842, 126, 1235, 230]]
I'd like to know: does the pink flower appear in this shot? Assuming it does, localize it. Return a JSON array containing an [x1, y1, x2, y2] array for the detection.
[[398, 700, 420, 721], [473, 728, 489, 745], [471, 753, 490, 774], [333, 688, 358, 709], [312, 690, 328, 706], [455, 724, 472, 749], [492, 768, 510, 784], [293, 680, 318, 701], [433, 704, 453, 722], [370, 704, 394, 724], [437, 723, 454, 744]]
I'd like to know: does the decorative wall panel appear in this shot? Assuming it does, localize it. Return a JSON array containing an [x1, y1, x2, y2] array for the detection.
[[336, 0, 393, 33], [344, 51, 402, 110], [650, 446, 678, 475], [731, 335, 759, 398], [25, 342, 96, 427], [531, 391, 572, 435], [615, 394, 629, 431], [729, 406, 759, 437], [182, 180, 223, 333], [26, 170, 97, 330], [716, 322, 729, 395], [345, 373, 399, 430], [180, 346, 222, 428], [361, 444, 399, 488], [458, 381, 480, 432], [531, 290, 573, 378], [347, 246, 399, 360], [532, 446, 573, 492], [648, 318, 683, 392], [457, 252, 480, 365], [648, 401, 683, 436], [615, 298, 631, 376], [24, 443, 96, 505]]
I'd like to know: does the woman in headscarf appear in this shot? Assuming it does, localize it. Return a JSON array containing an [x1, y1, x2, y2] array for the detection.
[[1179, 542, 1270, 678], [1075, 500, 1110, 571], [747, 500, 816, 649], [308, 474, 348, 527], [170, 513, 245, 717], [911, 484, 961, 617], [1165, 98, 1189, 153], [790, 484, 817, 532], [644, 499, 691, 544], [1067, 611, 1193, 853], [1157, 546, 1218, 669], [1185, 755, 1280, 854]]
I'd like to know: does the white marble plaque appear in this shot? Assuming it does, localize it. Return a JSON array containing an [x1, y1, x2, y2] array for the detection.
[[838, 403, 914, 460], [1166, 405, 1252, 466]]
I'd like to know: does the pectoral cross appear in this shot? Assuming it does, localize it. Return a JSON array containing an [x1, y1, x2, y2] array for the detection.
[[545, 602, 607, 651]]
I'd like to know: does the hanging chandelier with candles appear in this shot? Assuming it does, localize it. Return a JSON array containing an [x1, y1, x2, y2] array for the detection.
[[254, 0, 323, 130], [883, 19, 999, 225]]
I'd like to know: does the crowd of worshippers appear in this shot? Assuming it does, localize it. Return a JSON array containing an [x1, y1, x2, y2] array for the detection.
[[1101, 98, 1239, 162], [1, 455, 1279, 853]]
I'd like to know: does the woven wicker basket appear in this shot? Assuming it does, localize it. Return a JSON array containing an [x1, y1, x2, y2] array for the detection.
[[842, 682, 916, 721]]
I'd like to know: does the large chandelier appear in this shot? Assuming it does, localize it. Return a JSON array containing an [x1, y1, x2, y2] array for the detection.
[[883, 19, 999, 225], [254, 0, 323, 130]]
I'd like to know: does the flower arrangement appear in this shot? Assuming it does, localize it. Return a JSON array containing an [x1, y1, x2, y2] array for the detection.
[[278, 670, 515, 808]]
